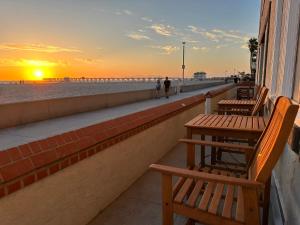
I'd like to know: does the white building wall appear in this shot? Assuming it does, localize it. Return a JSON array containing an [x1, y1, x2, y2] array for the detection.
[[261, 1, 300, 225], [270, 0, 284, 97], [275, 0, 290, 96]]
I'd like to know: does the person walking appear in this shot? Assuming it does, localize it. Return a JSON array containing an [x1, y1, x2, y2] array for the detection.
[[163, 77, 171, 98], [155, 79, 161, 98]]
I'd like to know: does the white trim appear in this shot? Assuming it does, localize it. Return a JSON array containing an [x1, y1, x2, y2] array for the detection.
[[281, 0, 300, 97], [270, 0, 284, 97]]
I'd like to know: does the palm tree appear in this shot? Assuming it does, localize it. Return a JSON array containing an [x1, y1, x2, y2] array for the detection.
[[248, 38, 258, 80]]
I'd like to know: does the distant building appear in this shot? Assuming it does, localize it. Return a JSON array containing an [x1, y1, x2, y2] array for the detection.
[[193, 72, 207, 80]]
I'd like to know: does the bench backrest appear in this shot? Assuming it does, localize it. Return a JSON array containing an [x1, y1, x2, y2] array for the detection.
[[254, 84, 262, 99], [251, 87, 269, 116], [249, 96, 298, 183]]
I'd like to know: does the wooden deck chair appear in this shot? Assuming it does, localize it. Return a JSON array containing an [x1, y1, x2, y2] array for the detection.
[[214, 86, 269, 164], [150, 96, 298, 225], [218, 87, 268, 116], [253, 84, 262, 100]]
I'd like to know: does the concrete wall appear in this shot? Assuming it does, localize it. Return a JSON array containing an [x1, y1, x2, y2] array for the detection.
[[0, 80, 227, 129], [181, 80, 226, 93], [0, 102, 205, 225], [0, 87, 175, 129]]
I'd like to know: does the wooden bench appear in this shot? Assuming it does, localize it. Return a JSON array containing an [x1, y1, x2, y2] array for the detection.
[[150, 96, 298, 225], [218, 87, 268, 116]]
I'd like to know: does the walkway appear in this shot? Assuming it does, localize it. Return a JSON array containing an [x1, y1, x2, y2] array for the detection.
[[0, 84, 231, 150], [88, 142, 203, 225]]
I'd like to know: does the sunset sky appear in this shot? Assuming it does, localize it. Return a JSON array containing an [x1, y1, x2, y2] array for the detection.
[[0, 0, 260, 80]]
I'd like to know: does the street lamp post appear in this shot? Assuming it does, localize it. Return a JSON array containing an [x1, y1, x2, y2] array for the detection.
[[182, 42, 186, 84]]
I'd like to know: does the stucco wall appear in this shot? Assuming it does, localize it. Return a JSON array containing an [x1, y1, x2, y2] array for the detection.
[[181, 80, 225, 92], [0, 101, 204, 225]]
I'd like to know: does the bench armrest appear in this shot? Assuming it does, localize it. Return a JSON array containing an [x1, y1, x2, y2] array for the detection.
[[150, 164, 264, 189], [179, 139, 255, 152]]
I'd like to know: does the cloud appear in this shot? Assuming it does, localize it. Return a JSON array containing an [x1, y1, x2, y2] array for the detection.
[[141, 17, 153, 22], [150, 24, 174, 36], [115, 9, 133, 16], [215, 44, 228, 49], [127, 33, 151, 40], [187, 25, 206, 34], [123, 10, 132, 15], [188, 25, 219, 42], [0, 43, 81, 53], [0, 58, 61, 67], [212, 29, 249, 42], [202, 32, 220, 42], [74, 57, 103, 64], [188, 25, 250, 44], [150, 45, 179, 54], [192, 46, 209, 51], [184, 40, 200, 44]]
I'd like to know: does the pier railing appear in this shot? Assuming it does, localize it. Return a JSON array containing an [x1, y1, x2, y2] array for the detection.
[[43, 77, 227, 83]]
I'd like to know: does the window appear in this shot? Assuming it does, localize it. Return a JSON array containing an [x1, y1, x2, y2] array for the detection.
[[292, 16, 300, 102]]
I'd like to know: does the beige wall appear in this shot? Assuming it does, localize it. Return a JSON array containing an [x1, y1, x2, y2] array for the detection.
[[181, 81, 225, 92], [0, 103, 205, 225], [0, 87, 175, 129]]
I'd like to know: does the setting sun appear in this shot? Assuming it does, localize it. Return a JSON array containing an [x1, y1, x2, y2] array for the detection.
[[34, 70, 44, 80]]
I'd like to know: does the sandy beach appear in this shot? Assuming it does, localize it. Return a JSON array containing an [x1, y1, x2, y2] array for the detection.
[[0, 80, 220, 104]]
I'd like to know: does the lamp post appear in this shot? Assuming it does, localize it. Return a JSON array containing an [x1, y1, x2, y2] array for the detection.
[[182, 42, 186, 84]]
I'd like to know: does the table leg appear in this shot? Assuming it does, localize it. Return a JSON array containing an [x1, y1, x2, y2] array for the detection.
[[201, 135, 205, 167], [216, 136, 224, 161], [247, 139, 255, 163], [211, 136, 216, 165], [186, 128, 195, 167]]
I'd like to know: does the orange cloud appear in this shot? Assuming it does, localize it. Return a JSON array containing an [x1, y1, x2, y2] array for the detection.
[[0, 58, 63, 67], [0, 43, 81, 53]]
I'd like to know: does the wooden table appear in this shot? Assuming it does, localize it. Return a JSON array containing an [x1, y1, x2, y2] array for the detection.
[[218, 99, 256, 110], [185, 114, 268, 165]]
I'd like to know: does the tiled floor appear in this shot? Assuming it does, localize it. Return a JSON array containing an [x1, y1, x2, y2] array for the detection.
[[0, 84, 231, 150], [88, 143, 204, 225]]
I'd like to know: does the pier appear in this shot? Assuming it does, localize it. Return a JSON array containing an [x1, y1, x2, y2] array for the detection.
[[43, 76, 226, 83]]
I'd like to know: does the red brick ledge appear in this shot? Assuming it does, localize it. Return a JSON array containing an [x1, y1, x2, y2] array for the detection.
[[205, 84, 235, 98], [0, 93, 209, 198]]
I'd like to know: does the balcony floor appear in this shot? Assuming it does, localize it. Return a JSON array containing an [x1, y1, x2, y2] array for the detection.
[[88, 142, 205, 225]]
